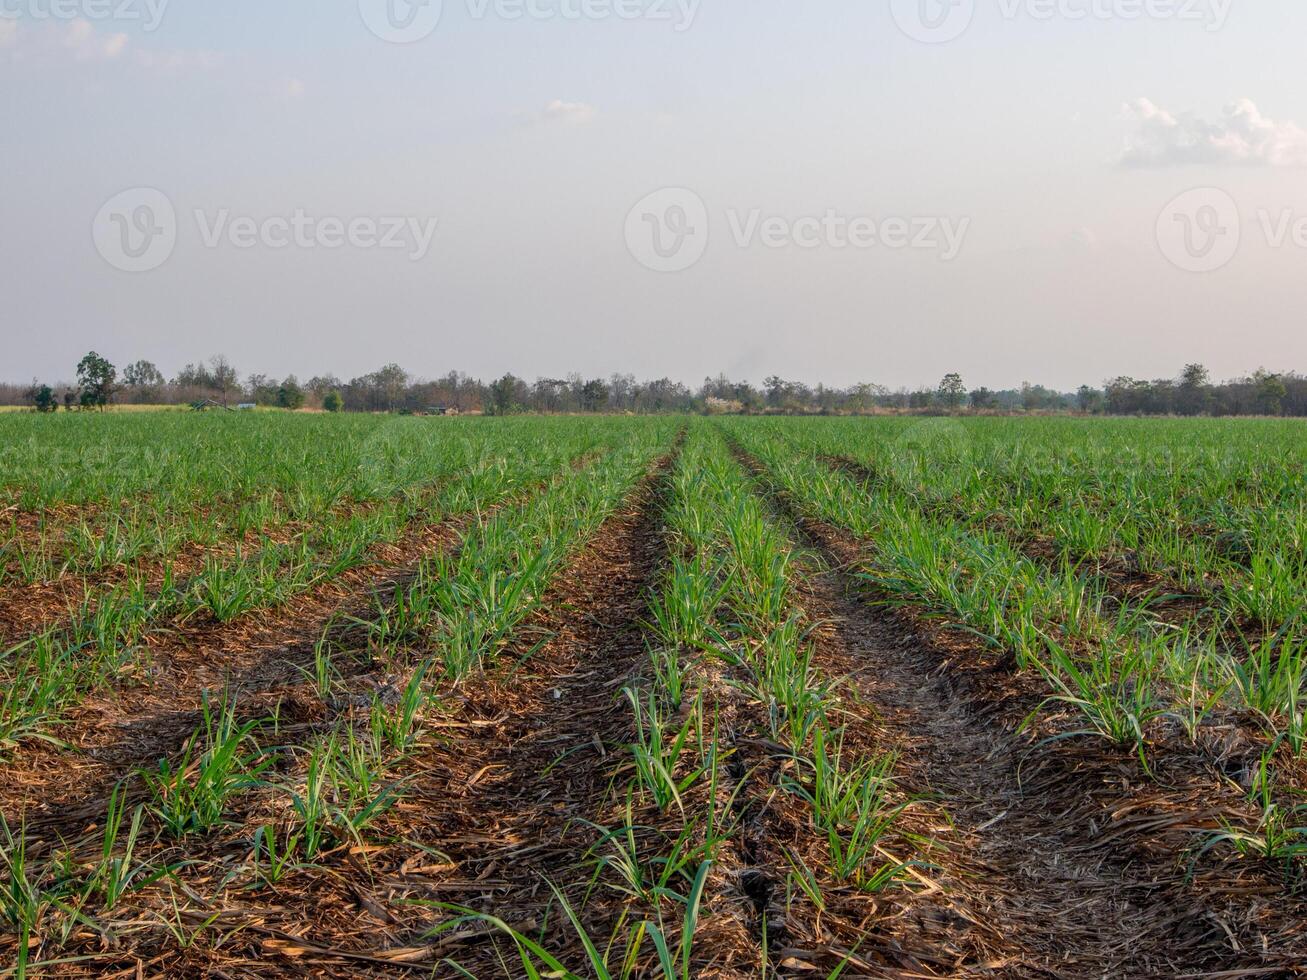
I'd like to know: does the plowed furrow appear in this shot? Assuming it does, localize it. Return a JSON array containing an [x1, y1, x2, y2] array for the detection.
[[733, 441, 1307, 978]]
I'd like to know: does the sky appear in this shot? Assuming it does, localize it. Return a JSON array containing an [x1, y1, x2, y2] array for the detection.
[[3, 0, 1307, 391]]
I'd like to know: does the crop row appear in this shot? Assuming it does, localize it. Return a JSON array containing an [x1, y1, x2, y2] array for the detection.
[[726, 420, 1307, 875], [770, 417, 1306, 632], [0, 422, 677, 976], [0, 417, 634, 589], [485, 427, 910, 975], [0, 423, 631, 757]]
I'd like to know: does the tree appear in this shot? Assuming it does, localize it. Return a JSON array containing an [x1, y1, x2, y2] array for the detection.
[[580, 378, 609, 412], [374, 363, 408, 412], [1180, 363, 1210, 389], [487, 374, 525, 416], [174, 362, 215, 390], [1020, 382, 1067, 412], [1253, 369, 1287, 416], [209, 355, 240, 406], [1076, 385, 1103, 413], [246, 374, 279, 406], [532, 378, 569, 413], [937, 373, 966, 410], [438, 371, 473, 413], [609, 373, 636, 412], [123, 360, 165, 402], [969, 387, 995, 410], [846, 383, 879, 413], [24, 381, 57, 413], [307, 375, 342, 400], [908, 388, 934, 410], [764, 376, 788, 408], [76, 351, 117, 410], [276, 376, 305, 410], [322, 390, 344, 413], [1177, 363, 1211, 416]]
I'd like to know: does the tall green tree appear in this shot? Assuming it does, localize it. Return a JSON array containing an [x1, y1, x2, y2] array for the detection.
[[76, 351, 117, 410], [277, 376, 305, 410], [580, 378, 609, 412], [1176, 363, 1211, 416], [123, 359, 165, 402], [487, 374, 525, 416], [937, 373, 966, 410], [1253, 369, 1287, 416]]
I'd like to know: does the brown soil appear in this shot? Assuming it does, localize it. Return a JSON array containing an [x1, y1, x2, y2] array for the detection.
[[385, 446, 749, 976], [737, 442, 1307, 978], [0, 483, 451, 651], [8, 438, 1305, 978], [0, 462, 578, 830], [23, 443, 692, 977]]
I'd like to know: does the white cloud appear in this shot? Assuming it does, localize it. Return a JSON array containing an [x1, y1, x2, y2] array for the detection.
[[1121, 98, 1307, 168], [63, 18, 128, 60], [0, 17, 220, 70], [0, 18, 130, 61], [542, 99, 596, 125], [133, 48, 222, 71]]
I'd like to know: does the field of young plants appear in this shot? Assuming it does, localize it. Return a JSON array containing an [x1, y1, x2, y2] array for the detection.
[[0, 411, 1304, 977]]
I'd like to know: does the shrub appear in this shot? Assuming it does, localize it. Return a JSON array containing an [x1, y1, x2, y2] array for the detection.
[[25, 382, 57, 413]]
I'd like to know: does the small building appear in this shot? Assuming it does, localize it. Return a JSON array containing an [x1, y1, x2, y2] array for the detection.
[[236, 403, 257, 411]]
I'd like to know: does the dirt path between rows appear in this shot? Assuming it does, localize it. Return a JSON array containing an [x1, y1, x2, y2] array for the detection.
[[1, 459, 591, 833], [732, 442, 1307, 979], [0, 486, 441, 651], [388, 439, 771, 977], [143, 439, 746, 977]]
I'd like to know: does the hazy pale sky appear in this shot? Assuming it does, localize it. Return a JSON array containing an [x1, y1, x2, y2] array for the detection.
[[3, 1, 1307, 390]]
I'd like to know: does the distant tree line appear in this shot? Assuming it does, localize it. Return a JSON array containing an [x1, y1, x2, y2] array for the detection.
[[5, 355, 1307, 418]]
